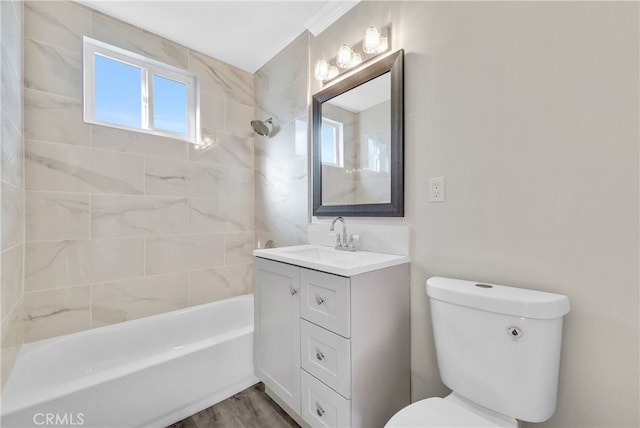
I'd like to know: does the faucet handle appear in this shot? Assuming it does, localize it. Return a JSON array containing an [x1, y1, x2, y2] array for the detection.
[[329, 232, 342, 247], [347, 234, 360, 250]]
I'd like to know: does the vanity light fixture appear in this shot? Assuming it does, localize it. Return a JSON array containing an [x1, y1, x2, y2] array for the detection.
[[313, 24, 390, 83], [314, 59, 329, 81], [363, 26, 381, 53], [336, 44, 353, 69]]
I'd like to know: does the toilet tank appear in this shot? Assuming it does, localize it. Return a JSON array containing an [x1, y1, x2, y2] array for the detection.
[[426, 277, 570, 423]]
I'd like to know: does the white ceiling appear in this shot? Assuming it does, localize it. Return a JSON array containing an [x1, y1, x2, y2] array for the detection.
[[328, 72, 390, 112], [77, 0, 359, 73]]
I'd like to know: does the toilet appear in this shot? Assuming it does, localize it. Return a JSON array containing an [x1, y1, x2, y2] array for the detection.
[[386, 277, 570, 427]]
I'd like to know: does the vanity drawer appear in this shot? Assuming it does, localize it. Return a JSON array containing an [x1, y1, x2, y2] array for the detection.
[[301, 320, 351, 398], [301, 369, 351, 428], [300, 269, 350, 337]]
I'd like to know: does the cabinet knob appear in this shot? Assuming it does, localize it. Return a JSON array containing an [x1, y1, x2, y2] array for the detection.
[[316, 351, 324, 361], [289, 287, 297, 296], [315, 296, 324, 305], [316, 404, 325, 417]]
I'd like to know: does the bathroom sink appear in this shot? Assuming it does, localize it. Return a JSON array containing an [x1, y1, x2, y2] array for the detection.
[[253, 244, 409, 276]]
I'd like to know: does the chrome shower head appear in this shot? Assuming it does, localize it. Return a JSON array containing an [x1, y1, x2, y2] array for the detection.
[[250, 117, 273, 136]]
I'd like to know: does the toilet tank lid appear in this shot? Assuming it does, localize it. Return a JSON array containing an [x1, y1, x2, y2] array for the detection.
[[426, 277, 570, 320]]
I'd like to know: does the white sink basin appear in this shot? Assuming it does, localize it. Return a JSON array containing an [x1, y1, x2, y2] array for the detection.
[[253, 244, 409, 276]]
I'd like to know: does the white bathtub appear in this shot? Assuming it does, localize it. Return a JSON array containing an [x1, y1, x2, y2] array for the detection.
[[1, 294, 258, 428]]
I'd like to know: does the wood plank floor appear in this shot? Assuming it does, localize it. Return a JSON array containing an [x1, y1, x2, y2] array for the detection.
[[166, 383, 300, 428]]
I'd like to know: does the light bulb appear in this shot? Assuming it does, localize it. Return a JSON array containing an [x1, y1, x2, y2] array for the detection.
[[363, 26, 381, 54], [336, 44, 352, 69], [314, 60, 329, 81], [327, 66, 339, 79], [350, 52, 362, 67], [377, 36, 389, 53]]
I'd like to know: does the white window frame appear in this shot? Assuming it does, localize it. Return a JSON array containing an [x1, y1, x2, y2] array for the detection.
[[83, 36, 201, 143], [321, 117, 344, 168]]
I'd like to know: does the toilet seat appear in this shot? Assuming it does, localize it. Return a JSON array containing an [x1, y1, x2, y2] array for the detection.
[[385, 395, 518, 428]]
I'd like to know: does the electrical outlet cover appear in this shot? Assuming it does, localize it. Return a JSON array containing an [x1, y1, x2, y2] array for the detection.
[[429, 177, 445, 202]]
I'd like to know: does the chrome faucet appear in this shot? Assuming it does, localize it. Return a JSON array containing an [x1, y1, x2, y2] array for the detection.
[[329, 217, 358, 252]]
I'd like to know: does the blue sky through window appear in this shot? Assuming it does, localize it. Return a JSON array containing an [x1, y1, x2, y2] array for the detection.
[[153, 75, 188, 134], [94, 54, 142, 128], [85, 37, 199, 142], [321, 123, 336, 164]]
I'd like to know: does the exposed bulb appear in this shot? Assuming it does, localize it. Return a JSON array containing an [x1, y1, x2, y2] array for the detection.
[[350, 52, 362, 67], [314, 59, 329, 81], [336, 44, 353, 69], [363, 26, 381, 53], [327, 66, 339, 79], [377, 36, 389, 53]]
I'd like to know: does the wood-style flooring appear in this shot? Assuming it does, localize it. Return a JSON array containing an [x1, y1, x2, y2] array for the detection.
[[166, 383, 300, 428]]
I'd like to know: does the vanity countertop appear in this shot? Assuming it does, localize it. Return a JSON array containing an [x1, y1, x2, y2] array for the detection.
[[253, 244, 410, 277]]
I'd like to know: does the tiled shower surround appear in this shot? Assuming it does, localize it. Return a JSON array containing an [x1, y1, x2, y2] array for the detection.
[[22, 1, 255, 342], [254, 33, 310, 248]]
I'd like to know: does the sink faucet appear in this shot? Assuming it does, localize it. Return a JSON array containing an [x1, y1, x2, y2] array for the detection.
[[329, 217, 347, 247], [329, 217, 358, 252]]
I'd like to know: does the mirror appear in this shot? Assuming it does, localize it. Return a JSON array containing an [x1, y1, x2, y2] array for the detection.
[[312, 49, 403, 217]]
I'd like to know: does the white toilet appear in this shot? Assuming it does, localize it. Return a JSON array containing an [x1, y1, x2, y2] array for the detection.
[[386, 277, 570, 427]]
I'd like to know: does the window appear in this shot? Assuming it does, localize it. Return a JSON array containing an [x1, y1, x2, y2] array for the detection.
[[83, 36, 200, 143], [321, 118, 344, 167]]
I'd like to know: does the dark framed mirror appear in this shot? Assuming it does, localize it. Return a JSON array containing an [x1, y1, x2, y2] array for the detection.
[[312, 49, 404, 217]]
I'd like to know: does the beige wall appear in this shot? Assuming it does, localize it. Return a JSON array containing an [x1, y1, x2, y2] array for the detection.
[[312, 2, 639, 427], [1, 0, 24, 388], [21, 1, 255, 342]]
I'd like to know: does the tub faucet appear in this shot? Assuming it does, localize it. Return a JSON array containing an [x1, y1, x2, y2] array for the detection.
[[329, 217, 357, 252]]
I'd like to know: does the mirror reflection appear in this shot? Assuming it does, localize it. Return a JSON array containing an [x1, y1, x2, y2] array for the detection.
[[321, 73, 391, 206]]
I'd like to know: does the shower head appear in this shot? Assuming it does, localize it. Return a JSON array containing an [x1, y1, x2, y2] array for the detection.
[[250, 117, 273, 136]]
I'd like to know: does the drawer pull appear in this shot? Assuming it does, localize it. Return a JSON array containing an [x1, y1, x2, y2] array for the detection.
[[290, 287, 297, 296], [316, 351, 324, 361], [316, 404, 325, 417], [316, 295, 325, 305]]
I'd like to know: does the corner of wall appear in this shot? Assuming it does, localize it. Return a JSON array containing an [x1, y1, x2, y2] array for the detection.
[[0, 0, 25, 390]]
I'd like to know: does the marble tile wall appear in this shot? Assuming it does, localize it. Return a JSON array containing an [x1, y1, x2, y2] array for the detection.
[[254, 33, 310, 248], [22, 1, 255, 343], [355, 100, 391, 203], [1, 0, 24, 388]]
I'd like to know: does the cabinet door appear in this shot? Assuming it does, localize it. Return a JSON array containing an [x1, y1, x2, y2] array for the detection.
[[254, 258, 301, 414]]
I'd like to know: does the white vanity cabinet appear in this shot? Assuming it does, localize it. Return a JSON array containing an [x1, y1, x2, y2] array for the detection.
[[254, 255, 410, 428]]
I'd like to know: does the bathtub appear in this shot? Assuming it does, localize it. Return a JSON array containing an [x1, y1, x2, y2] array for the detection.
[[1, 294, 258, 428]]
